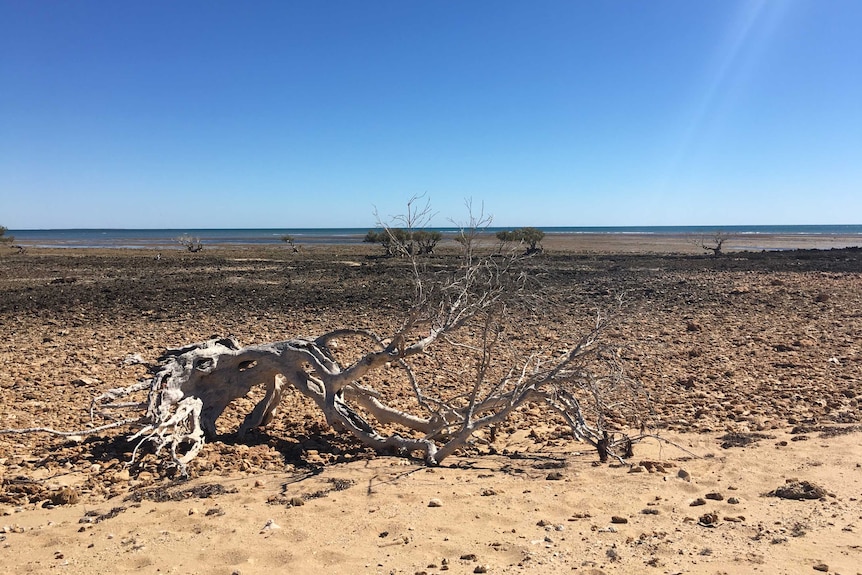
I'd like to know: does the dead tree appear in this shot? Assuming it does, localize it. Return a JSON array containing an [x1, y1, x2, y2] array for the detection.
[[176, 234, 203, 252], [2, 201, 651, 472], [699, 231, 729, 256], [281, 234, 299, 252]]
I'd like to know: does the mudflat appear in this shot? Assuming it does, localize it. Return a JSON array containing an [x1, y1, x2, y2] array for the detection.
[[1, 238, 860, 574]]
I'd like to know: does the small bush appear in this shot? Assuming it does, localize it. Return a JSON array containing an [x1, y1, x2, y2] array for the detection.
[[176, 234, 203, 252], [496, 227, 545, 254], [0, 225, 13, 244]]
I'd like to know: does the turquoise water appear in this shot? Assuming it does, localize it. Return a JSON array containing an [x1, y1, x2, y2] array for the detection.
[[8, 225, 862, 249]]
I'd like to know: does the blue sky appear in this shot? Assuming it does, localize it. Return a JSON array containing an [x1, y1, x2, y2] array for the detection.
[[2, 1, 860, 229]]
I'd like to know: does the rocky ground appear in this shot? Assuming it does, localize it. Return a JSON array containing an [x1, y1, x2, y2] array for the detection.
[[0, 243, 860, 574]]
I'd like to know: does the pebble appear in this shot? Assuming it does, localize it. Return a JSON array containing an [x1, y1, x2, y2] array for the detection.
[[428, 498, 443, 508], [110, 469, 130, 483], [71, 377, 99, 387]]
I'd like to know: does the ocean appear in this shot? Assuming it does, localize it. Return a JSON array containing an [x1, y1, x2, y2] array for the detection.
[[7, 225, 862, 249]]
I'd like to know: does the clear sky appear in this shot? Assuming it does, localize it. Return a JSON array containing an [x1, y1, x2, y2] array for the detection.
[[2, 1, 861, 229]]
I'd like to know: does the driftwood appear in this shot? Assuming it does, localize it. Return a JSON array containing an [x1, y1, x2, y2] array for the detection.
[[79, 321, 644, 472], [2, 200, 652, 472]]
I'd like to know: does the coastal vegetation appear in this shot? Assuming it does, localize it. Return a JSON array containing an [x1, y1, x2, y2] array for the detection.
[[0, 225, 12, 244], [280, 234, 299, 252], [175, 233, 203, 252], [495, 226, 545, 254], [363, 228, 442, 256]]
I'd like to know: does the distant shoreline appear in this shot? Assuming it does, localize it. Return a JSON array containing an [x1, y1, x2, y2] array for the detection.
[[6, 226, 862, 254]]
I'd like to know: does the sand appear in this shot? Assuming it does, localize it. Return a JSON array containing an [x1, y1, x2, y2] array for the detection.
[[1, 237, 860, 574]]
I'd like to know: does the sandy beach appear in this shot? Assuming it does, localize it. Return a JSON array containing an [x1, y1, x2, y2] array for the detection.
[[1, 236, 860, 574]]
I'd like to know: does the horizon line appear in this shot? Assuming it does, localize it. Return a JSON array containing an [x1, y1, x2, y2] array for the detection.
[[8, 223, 862, 232]]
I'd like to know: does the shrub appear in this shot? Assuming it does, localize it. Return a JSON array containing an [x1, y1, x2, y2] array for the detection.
[[496, 227, 545, 254]]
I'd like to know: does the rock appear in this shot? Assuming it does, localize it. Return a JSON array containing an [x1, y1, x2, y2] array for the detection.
[[473, 566, 488, 573], [288, 496, 304, 507], [690, 498, 706, 506], [727, 497, 740, 504], [546, 471, 564, 480], [110, 469, 130, 483], [50, 487, 79, 506], [812, 563, 829, 572], [71, 377, 99, 387], [610, 516, 628, 524], [261, 519, 280, 532], [698, 512, 719, 527], [768, 480, 827, 500], [677, 469, 691, 482], [428, 498, 443, 508], [704, 492, 723, 501]]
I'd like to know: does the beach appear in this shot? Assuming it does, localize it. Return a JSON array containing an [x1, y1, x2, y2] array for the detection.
[[1, 237, 860, 574]]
